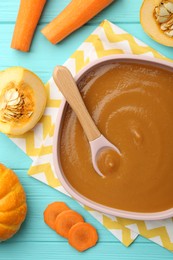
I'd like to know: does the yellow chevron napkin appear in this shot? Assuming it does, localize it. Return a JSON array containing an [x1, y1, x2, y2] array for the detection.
[[10, 20, 173, 251]]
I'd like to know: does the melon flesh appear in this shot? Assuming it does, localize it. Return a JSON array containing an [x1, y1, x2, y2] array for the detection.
[[140, 0, 173, 47], [0, 67, 47, 135]]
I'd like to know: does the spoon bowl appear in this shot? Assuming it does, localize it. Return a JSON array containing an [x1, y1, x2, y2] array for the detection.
[[90, 135, 121, 177]]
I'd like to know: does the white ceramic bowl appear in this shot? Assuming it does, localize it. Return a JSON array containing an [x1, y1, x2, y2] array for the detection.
[[53, 54, 173, 220]]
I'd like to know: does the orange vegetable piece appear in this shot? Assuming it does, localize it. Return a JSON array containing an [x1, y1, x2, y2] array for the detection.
[[55, 210, 84, 238], [11, 0, 47, 52], [41, 0, 114, 44], [0, 164, 27, 241], [44, 202, 69, 230], [68, 222, 98, 252]]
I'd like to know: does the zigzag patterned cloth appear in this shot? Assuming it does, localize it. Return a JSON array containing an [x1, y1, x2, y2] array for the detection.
[[10, 20, 173, 251]]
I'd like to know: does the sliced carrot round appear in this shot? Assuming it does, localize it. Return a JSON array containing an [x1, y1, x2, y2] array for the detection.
[[68, 222, 98, 252], [55, 210, 84, 238], [44, 202, 69, 230]]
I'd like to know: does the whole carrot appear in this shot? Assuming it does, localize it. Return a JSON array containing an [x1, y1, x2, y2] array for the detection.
[[41, 0, 114, 44], [11, 0, 47, 52]]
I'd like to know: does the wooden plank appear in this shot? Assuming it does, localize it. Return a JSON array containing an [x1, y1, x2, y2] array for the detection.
[[0, 134, 32, 169], [0, 24, 95, 81], [0, 0, 143, 23], [3, 171, 168, 249], [0, 242, 172, 260], [7, 170, 127, 243], [0, 24, 172, 86]]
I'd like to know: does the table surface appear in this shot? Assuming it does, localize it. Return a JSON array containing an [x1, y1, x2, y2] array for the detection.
[[0, 0, 173, 259]]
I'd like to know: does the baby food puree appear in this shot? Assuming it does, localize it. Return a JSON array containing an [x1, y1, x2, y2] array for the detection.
[[60, 61, 173, 213]]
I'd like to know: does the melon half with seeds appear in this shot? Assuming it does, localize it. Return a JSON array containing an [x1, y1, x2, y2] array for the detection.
[[0, 67, 47, 135], [140, 0, 173, 47]]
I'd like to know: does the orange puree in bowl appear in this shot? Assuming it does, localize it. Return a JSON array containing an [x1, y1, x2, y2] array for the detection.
[[60, 62, 173, 213]]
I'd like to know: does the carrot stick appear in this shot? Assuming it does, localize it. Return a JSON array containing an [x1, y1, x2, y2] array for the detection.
[[41, 0, 114, 44], [68, 222, 98, 252], [55, 210, 84, 238], [11, 0, 47, 52], [44, 202, 69, 230]]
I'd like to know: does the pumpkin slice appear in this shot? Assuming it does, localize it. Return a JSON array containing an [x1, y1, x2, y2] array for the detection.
[[0, 67, 47, 135], [140, 0, 173, 47]]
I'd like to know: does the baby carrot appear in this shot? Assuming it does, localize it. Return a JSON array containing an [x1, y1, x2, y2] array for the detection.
[[41, 0, 114, 44], [11, 0, 47, 52]]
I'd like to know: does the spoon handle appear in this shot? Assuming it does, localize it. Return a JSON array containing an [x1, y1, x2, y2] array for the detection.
[[53, 66, 101, 141]]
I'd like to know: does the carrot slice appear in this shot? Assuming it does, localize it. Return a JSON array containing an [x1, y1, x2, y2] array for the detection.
[[41, 0, 113, 44], [68, 222, 98, 252], [44, 202, 69, 230], [11, 0, 47, 52], [55, 210, 84, 238]]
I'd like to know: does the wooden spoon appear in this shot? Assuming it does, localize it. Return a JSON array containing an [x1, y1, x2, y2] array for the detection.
[[53, 66, 120, 177]]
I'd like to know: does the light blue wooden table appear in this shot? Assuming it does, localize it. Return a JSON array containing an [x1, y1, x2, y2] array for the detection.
[[0, 0, 173, 259]]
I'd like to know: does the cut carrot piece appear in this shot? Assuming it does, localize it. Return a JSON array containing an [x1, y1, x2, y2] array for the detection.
[[44, 202, 69, 230], [11, 0, 47, 52], [68, 222, 98, 252], [55, 210, 84, 238], [41, 0, 113, 44]]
